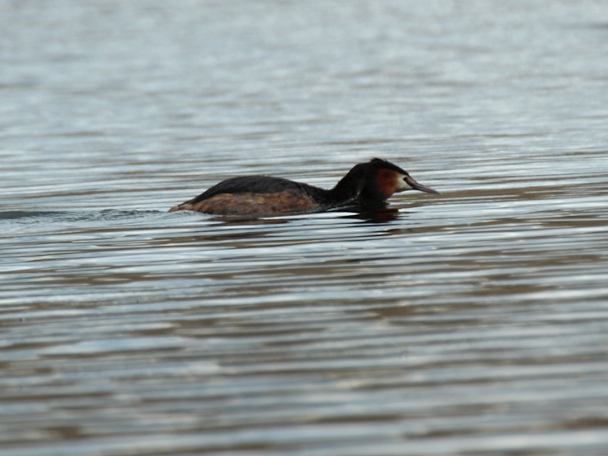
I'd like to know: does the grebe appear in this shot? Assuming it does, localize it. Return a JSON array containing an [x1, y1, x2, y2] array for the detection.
[[169, 158, 439, 216]]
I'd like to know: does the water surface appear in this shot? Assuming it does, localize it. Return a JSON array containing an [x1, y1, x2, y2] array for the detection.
[[2, 1, 608, 455]]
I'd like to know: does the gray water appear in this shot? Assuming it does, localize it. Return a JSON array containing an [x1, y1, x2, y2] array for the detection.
[[2, 1, 608, 455]]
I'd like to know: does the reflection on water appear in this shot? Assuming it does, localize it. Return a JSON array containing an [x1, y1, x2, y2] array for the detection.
[[2, 0, 608, 455]]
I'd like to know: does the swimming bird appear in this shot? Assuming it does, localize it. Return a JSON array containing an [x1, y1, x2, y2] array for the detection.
[[169, 158, 439, 216]]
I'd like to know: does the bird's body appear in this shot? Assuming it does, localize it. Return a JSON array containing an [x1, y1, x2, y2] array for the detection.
[[169, 158, 439, 216]]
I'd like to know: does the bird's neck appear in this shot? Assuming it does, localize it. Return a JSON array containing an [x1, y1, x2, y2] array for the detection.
[[327, 167, 366, 204]]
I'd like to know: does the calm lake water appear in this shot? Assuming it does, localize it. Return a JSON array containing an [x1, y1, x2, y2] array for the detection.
[[2, 1, 608, 455]]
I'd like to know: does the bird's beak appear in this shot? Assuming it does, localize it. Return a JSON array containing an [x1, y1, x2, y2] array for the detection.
[[404, 175, 440, 195]]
